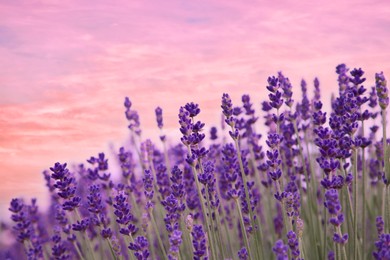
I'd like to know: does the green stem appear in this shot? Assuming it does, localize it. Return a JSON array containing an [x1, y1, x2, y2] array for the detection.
[[234, 198, 253, 260], [74, 209, 97, 260], [162, 138, 171, 175], [233, 138, 261, 259], [149, 208, 168, 260], [323, 209, 327, 259], [340, 161, 355, 233], [353, 149, 359, 260], [336, 226, 348, 260], [382, 109, 389, 183], [292, 120, 320, 258], [385, 185, 390, 233], [72, 240, 86, 260], [180, 218, 194, 259], [186, 146, 216, 260], [362, 146, 366, 256]]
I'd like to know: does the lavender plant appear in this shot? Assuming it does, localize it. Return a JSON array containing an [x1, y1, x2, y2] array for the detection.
[[2, 65, 390, 260]]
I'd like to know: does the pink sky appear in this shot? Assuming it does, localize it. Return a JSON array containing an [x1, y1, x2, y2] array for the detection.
[[1, 0, 390, 219]]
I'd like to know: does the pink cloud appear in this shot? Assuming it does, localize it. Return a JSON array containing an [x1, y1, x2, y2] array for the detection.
[[0, 0, 390, 219]]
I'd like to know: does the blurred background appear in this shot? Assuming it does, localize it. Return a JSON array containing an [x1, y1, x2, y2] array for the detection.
[[1, 0, 389, 220]]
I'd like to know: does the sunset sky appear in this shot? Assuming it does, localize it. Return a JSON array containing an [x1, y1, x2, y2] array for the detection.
[[1, 0, 390, 219]]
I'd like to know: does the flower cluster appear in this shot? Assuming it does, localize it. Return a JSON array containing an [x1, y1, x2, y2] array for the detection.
[[3, 64, 390, 260]]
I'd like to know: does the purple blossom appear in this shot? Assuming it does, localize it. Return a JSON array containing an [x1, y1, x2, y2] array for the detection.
[[376, 216, 384, 237], [155, 106, 164, 129], [287, 230, 300, 259], [124, 97, 141, 135], [191, 224, 208, 260], [50, 163, 81, 211], [375, 72, 389, 109], [238, 247, 249, 260], [142, 169, 154, 209], [168, 229, 182, 260], [273, 239, 288, 260], [373, 233, 390, 259], [210, 126, 218, 140], [129, 236, 150, 260], [51, 233, 70, 259], [9, 198, 31, 243]]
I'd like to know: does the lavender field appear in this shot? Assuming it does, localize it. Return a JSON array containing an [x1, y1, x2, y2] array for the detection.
[[1, 64, 389, 260]]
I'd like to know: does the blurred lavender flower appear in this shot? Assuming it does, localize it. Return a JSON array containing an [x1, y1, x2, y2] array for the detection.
[[273, 239, 288, 260], [191, 224, 208, 260], [155, 106, 164, 129], [9, 198, 31, 242], [287, 230, 301, 259], [373, 233, 390, 260], [375, 72, 389, 110], [324, 189, 348, 245], [238, 247, 248, 260], [168, 229, 182, 260], [210, 126, 218, 141], [51, 232, 70, 259], [376, 216, 384, 237], [124, 97, 141, 136], [143, 169, 155, 210], [113, 191, 138, 237], [129, 236, 150, 260]]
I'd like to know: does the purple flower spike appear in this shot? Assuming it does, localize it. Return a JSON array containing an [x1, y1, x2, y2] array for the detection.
[[324, 189, 341, 215], [52, 233, 70, 259], [375, 72, 389, 109], [168, 229, 182, 260], [273, 239, 288, 260], [129, 236, 150, 260], [376, 216, 384, 237], [287, 230, 300, 259], [87, 184, 104, 214], [184, 102, 201, 117], [9, 198, 32, 243], [124, 97, 141, 135], [155, 106, 163, 129], [191, 224, 208, 260], [238, 247, 249, 260], [50, 162, 80, 211], [373, 234, 390, 260], [210, 126, 218, 140], [333, 232, 348, 245], [143, 169, 154, 200]]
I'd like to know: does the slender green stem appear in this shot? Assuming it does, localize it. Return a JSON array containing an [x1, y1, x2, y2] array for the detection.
[[186, 147, 216, 260], [248, 145, 265, 260], [382, 109, 389, 183], [180, 218, 194, 259], [340, 162, 355, 231], [162, 138, 171, 175], [336, 226, 348, 260], [74, 209, 97, 260], [292, 119, 321, 258], [72, 240, 86, 260], [213, 209, 225, 260], [323, 209, 327, 259], [353, 149, 359, 260], [385, 185, 390, 233], [149, 208, 168, 260], [382, 108, 390, 233], [362, 146, 366, 256], [233, 138, 262, 260], [234, 198, 253, 260]]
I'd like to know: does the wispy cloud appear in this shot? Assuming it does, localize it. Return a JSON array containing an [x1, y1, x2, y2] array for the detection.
[[0, 0, 389, 217]]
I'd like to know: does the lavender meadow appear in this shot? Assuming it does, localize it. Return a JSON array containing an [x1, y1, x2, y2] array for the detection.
[[1, 64, 390, 260]]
